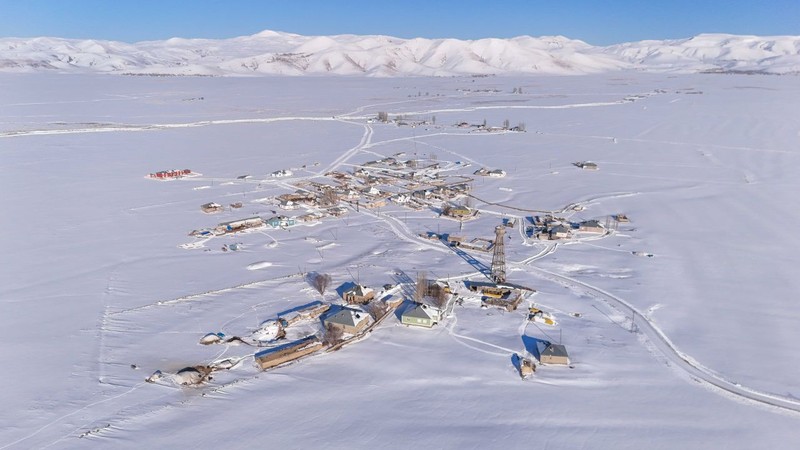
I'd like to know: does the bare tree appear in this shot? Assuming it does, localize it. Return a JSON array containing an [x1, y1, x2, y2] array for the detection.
[[431, 115, 436, 125], [377, 111, 389, 122], [414, 271, 428, 303], [429, 283, 449, 309], [367, 301, 390, 320], [322, 323, 343, 347], [503, 119, 510, 129], [321, 187, 338, 206], [517, 122, 526, 132], [312, 273, 332, 296]]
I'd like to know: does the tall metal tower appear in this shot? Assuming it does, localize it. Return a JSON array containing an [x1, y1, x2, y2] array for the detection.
[[491, 225, 506, 283]]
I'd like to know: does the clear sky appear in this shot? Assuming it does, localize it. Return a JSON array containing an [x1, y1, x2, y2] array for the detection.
[[1, 0, 798, 45]]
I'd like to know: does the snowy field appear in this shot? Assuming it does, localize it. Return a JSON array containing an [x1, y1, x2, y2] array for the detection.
[[1, 72, 799, 449]]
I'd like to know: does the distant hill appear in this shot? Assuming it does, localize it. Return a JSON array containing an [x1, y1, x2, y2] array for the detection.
[[1, 30, 797, 76]]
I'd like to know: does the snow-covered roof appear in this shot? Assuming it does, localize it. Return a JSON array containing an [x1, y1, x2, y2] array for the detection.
[[346, 284, 374, 297], [325, 308, 369, 328], [403, 303, 437, 320], [541, 343, 569, 358]]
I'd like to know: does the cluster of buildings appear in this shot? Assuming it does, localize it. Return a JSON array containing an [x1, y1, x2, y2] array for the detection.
[[473, 167, 507, 178], [529, 215, 607, 240], [148, 169, 194, 180]]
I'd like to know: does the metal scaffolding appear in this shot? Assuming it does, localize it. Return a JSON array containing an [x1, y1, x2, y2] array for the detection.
[[491, 225, 506, 283]]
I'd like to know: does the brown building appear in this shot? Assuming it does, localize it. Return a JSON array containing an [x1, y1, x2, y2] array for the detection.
[[343, 285, 376, 304]]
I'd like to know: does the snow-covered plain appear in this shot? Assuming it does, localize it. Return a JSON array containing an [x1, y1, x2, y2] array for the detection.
[[1, 72, 800, 449]]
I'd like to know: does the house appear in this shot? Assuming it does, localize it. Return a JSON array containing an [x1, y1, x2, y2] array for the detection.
[[278, 301, 330, 326], [446, 235, 465, 246], [215, 217, 264, 234], [343, 189, 360, 200], [615, 213, 630, 223], [322, 307, 371, 334], [548, 224, 571, 240], [392, 194, 410, 204], [487, 169, 506, 178], [445, 205, 472, 218], [271, 169, 293, 178], [279, 199, 299, 210], [343, 285, 375, 304], [266, 215, 295, 228], [401, 303, 440, 328], [539, 343, 570, 365], [578, 219, 605, 233], [296, 212, 322, 223], [327, 206, 348, 217], [149, 169, 192, 179], [200, 202, 223, 214], [254, 336, 323, 370], [576, 161, 598, 170]]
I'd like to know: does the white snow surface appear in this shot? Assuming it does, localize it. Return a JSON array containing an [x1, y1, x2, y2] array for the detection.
[[1, 30, 798, 76], [1, 72, 800, 448]]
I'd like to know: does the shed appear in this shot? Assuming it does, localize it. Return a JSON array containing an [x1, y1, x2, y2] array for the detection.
[[322, 308, 370, 334], [201, 202, 223, 214], [254, 336, 322, 370], [540, 343, 570, 365]]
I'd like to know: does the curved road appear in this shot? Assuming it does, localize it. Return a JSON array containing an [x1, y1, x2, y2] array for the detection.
[[527, 265, 800, 415]]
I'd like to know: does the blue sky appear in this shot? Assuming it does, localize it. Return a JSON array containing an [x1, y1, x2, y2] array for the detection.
[[1, 0, 798, 45]]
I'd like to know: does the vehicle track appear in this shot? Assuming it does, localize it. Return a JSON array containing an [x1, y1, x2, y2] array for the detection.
[[527, 265, 800, 415]]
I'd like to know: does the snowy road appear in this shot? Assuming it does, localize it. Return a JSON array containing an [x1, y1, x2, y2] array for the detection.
[[528, 266, 800, 415]]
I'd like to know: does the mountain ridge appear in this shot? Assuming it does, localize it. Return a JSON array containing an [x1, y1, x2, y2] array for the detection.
[[1, 30, 798, 76]]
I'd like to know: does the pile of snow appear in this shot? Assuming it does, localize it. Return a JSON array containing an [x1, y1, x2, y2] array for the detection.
[[2, 30, 796, 76]]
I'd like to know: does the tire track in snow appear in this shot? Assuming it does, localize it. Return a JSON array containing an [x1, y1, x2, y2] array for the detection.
[[527, 265, 800, 415], [318, 121, 372, 175], [0, 116, 338, 139]]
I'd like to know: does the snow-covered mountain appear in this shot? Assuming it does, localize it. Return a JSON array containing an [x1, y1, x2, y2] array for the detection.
[[0, 30, 798, 76]]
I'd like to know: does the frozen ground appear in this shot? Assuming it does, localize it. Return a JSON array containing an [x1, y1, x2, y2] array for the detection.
[[1, 73, 799, 449]]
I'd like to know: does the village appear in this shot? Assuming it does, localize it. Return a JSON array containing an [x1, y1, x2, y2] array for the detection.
[[144, 113, 626, 387]]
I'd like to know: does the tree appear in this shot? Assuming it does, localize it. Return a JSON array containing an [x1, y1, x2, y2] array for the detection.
[[503, 119, 510, 129], [322, 323, 343, 347], [321, 187, 338, 206], [414, 271, 428, 303], [482, 118, 487, 128], [429, 283, 449, 309], [431, 115, 436, 125], [312, 273, 332, 296], [367, 301, 389, 320], [517, 122, 526, 132], [377, 111, 389, 122]]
